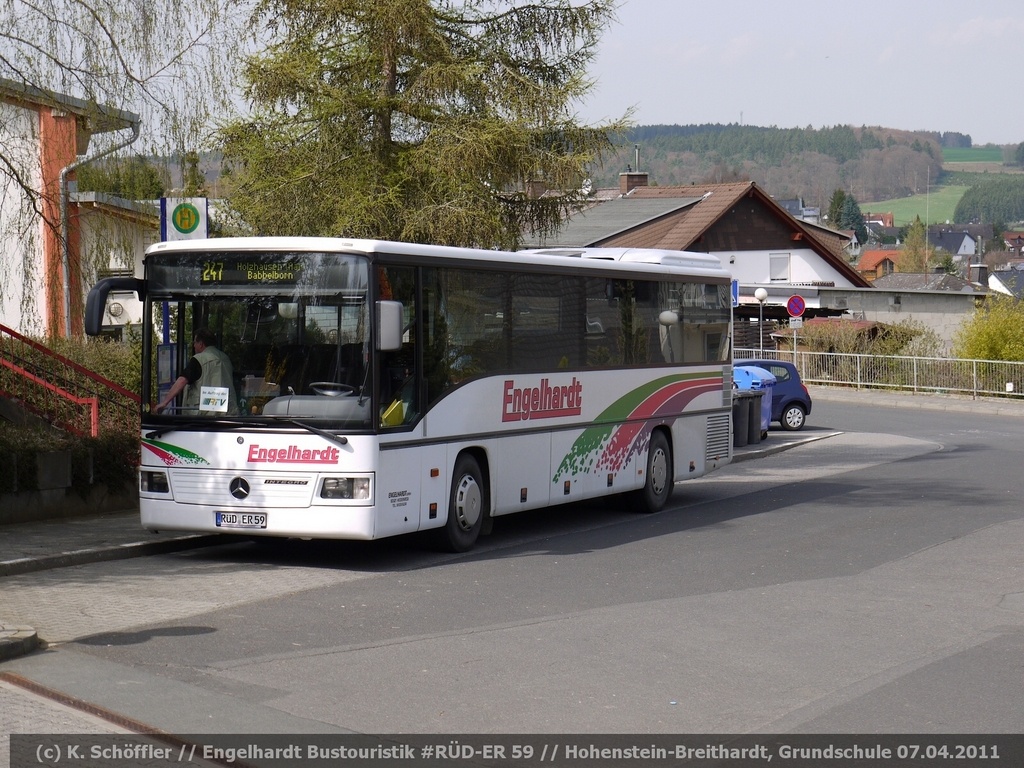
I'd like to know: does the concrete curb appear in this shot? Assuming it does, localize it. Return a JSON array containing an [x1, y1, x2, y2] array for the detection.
[[0, 624, 40, 662], [0, 534, 223, 578]]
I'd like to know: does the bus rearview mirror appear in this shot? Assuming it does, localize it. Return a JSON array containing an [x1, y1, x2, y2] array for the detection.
[[377, 300, 403, 351]]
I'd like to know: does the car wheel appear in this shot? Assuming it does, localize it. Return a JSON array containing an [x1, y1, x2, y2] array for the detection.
[[780, 403, 806, 431]]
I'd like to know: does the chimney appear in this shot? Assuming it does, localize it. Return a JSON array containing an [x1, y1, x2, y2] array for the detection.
[[968, 263, 988, 284], [619, 171, 649, 196]]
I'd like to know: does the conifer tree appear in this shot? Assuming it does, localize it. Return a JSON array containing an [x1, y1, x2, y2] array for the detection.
[[826, 189, 846, 226], [838, 195, 868, 245], [218, 0, 628, 248]]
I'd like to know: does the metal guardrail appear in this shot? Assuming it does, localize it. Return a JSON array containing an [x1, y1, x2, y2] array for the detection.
[[735, 349, 1024, 401], [0, 324, 140, 436]]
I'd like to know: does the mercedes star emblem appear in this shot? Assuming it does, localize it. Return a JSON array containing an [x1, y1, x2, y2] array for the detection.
[[229, 477, 250, 500]]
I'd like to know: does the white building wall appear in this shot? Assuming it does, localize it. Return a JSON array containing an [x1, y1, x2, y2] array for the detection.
[[716, 247, 858, 289], [0, 102, 47, 335]]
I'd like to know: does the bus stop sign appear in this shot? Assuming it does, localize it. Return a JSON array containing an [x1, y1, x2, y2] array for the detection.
[[787, 294, 806, 318]]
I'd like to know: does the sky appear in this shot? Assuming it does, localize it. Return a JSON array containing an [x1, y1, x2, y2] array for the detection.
[[576, 0, 1024, 146]]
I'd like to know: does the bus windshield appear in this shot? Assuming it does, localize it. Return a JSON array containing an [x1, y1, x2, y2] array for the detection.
[[147, 250, 373, 429]]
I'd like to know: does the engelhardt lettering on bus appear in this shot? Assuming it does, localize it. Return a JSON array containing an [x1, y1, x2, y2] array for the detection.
[[502, 377, 583, 422], [247, 445, 341, 464]]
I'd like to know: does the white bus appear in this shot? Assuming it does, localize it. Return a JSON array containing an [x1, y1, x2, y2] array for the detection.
[[85, 238, 734, 551]]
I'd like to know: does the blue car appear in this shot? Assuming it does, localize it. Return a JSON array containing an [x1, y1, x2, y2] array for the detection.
[[735, 360, 812, 430]]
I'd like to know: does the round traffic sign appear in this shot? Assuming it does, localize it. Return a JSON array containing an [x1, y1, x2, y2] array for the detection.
[[787, 294, 806, 318], [171, 202, 201, 235]]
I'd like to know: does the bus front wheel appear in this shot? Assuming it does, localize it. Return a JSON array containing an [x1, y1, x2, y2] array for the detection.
[[631, 429, 673, 513], [439, 454, 486, 552]]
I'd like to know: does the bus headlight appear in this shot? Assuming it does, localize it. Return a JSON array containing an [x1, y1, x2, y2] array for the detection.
[[140, 471, 169, 493], [320, 476, 371, 500]]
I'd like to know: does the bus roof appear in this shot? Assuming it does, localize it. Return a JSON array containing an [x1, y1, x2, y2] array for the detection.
[[146, 237, 731, 280], [519, 247, 724, 271]]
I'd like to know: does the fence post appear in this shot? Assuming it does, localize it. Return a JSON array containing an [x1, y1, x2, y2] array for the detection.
[[87, 397, 99, 437]]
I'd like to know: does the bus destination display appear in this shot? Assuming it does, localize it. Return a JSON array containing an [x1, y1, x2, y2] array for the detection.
[[201, 258, 303, 285]]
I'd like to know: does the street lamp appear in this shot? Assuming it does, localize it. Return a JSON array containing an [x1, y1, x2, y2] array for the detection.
[[754, 288, 768, 355]]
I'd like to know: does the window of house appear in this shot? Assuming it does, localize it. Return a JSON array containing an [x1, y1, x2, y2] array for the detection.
[[769, 253, 791, 282]]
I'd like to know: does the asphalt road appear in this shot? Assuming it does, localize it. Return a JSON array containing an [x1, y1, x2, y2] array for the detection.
[[3, 395, 1024, 739]]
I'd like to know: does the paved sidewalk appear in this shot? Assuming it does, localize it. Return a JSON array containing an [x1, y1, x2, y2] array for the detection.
[[0, 513, 219, 661]]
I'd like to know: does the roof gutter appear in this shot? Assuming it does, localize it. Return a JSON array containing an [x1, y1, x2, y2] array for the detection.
[[59, 118, 142, 337]]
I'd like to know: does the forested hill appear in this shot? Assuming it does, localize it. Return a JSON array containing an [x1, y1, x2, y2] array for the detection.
[[629, 123, 955, 164], [589, 123, 973, 209]]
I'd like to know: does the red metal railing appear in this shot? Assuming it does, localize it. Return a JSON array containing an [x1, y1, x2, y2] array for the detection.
[[0, 323, 140, 437]]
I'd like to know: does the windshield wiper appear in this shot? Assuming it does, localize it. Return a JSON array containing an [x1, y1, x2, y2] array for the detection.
[[263, 417, 350, 448], [144, 419, 248, 440]]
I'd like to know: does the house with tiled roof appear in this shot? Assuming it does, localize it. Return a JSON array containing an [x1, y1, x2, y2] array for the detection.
[[838, 228, 860, 256], [864, 212, 895, 228], [989, 267, 1024, 298], [930, 230, 976, 259], [931, 223, 992, 245], [0, 78, 154, 337], [857, 249, 898, 280], [524, 173, 871, 327], [866, 222, 901, 244], [1004, 232, 1024, 256], [776, 197, 821, 225]]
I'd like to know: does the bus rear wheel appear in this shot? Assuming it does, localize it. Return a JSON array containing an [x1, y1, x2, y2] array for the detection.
[[631, 429, 673, 513], [438, 454, 486, 552]]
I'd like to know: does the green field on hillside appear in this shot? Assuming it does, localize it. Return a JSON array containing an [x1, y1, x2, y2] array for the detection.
[[942, 147, 1003, 163], [861, 185, 969, 227]]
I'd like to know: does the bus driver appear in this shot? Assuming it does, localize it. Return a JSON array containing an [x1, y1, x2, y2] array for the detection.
[[155, 328, 239, 415]]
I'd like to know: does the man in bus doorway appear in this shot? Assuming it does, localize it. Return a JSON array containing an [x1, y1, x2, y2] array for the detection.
[[155, 328, 239, 415]]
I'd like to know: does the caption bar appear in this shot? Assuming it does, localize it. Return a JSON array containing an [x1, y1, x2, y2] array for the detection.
[[11, 734, 1024, 767]]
